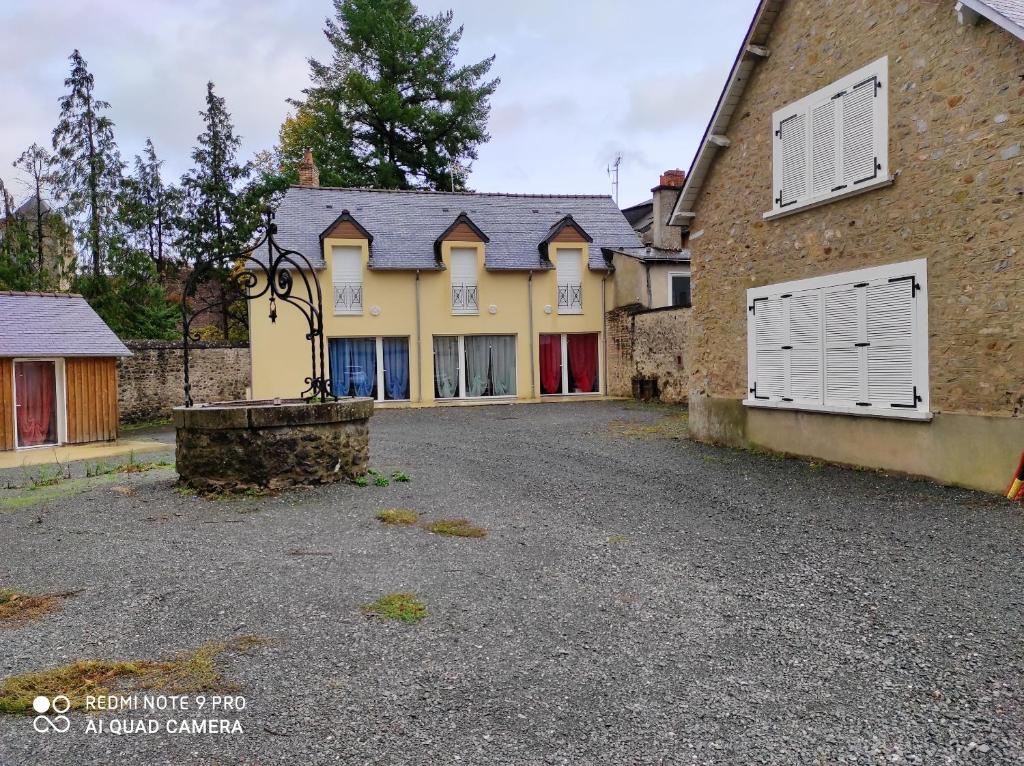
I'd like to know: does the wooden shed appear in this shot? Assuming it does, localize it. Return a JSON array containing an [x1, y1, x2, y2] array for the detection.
[[0, 291, 130, 451]]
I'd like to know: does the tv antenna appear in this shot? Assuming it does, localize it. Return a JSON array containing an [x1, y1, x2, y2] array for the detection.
[[607, 155, 622, 206]]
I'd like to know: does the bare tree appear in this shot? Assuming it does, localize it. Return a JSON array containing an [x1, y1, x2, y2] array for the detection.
[[13, 143, 54, 273]]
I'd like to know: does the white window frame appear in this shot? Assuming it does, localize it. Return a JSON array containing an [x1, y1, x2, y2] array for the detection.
[[433, 334, 518, 400], [765, 57, 892, 220], [449, 247, 479, 316], [539, 333, 602, 396], [744, 259, 930, 421], [555, 248, 584, 315], [330, 336, 410, 403], [667, 270, 692, 308], [332, 245, 364, 316], [12, 357, 68, 449]]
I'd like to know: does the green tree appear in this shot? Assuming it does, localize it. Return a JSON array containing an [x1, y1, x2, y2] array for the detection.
[[177, 82, 255, 340], [0, 176, 42, 290], [51, 49, 123, 276], [118, 138, 179, 276], [13, 143, 55, 276], [283, 0, 499, 190]]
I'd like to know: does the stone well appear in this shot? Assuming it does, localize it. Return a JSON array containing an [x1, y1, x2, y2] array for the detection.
[[173, 398, 373, 492]]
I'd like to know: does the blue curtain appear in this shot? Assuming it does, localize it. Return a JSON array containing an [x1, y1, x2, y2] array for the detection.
[[382, 337, 409, 400], [329, 339, 352, 397], [350, 339, 376, 397], [329, 338, 376, 397]]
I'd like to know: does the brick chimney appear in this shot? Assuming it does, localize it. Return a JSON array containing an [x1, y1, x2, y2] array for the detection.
[[651, 169, 685, 250], [298, 148, 319, 188]]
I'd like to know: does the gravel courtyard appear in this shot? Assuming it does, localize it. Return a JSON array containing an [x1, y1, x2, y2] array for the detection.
[[1, 401, 1022, 765]]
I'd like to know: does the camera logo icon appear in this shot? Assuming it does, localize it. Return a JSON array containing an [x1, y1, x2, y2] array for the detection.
[[32, 695, 71, 733]]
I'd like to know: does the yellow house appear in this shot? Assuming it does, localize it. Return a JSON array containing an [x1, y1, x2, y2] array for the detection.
[[248, 177, 641, 407]]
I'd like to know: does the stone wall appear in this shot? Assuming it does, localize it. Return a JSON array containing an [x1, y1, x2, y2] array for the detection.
[[686, 0, 1024, 419], [118, 340, 250, 423], [606, 305, 690, 403]]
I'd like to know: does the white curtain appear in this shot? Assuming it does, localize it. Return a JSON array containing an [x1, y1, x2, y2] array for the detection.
[[490, 336, 516, 396], [433, 336, 460, 398], [464, 336, 491, 397]]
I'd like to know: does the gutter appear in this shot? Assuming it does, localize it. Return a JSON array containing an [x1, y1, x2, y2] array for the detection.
[[415, 270, 423, 402], [527, 271, 536, 399]]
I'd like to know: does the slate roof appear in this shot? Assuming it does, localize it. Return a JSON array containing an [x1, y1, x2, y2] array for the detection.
[[269, 187, 642, 271], [605, 246, 692, 264], [0, 292, 131, 358]]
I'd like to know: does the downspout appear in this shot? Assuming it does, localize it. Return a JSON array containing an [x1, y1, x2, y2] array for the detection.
[[644, 260, 653, 308], [602, 271, 608, 395], [415, 270, 423, 402], [527, 270, 536, 399]]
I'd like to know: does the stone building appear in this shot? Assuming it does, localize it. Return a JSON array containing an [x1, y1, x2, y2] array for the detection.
[[669, 0, 1024, 492]]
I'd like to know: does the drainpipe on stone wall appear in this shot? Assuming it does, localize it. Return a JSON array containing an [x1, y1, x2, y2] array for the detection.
[[644, 261, 653, 308], [527, 270, 536, 399], [415, 270, 422, 402]]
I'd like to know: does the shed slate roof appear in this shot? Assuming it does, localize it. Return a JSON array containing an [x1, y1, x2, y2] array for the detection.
[[0, 292, 131, 358], [270, 186, 641, 271]]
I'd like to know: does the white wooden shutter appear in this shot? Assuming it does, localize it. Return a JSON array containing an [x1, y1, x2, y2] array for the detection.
[[332, 245, 363, 314], [809, 98, 839, 196], [768, 57, 887, 216], [751, 297, 786, 400], [823, 283, 864, 406], [786, 290, 822, 403], [775, 112, 807, 208], [865, 278, 917, 407], [556, 249, 583, 314], [841, 75, 880, 187], [450, 248, 478, 314]]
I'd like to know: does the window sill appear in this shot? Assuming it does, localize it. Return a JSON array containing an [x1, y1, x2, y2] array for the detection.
[[556, 310, 584, 316], [334, 310, 363, 316], [451, 311, 480, 316], [762, 176, 893, 221], [743, 398, 932, 422]]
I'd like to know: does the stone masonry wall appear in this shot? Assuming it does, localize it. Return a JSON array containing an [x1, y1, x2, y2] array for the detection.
[[606, 305, 690, 403], [687, 0, 1024, 418], [118, 340, 250, 423]]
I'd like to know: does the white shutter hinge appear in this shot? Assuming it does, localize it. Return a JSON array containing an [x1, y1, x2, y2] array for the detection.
[[891, 385, 923, 409], [887, 274, 921, 297]]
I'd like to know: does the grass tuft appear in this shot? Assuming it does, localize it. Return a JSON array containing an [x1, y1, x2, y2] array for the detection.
[[0, 636, 266, 715], [0, 589, 70, 625], [353, 476, 369, 487], [361, 593, 427, 623], [375, 509, 419, 526], [608, 411, 689, 440], [391, 471, 410, 483], [424, 518, 487, 538]]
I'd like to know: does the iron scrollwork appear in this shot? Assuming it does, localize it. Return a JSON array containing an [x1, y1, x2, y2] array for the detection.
[[181, 210, 336, 407]]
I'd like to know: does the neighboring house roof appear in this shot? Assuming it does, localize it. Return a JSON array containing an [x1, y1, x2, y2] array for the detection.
[[669, 0, 1023, 226], [269, 186, 641, 271], [0, 292, 131, 358], [964, 0, 1024, 37], [602, 246, 692, 265], [621, 199, 654, 230]]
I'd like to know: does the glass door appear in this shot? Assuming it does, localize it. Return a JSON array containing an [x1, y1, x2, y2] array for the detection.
[[15, 360, 58, 447]]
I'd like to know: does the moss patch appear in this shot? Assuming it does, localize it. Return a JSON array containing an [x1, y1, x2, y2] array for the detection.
[[0, 589, 70, 625], [0, 475, 120, 511], [361, 593, 427, 623], [0, 636, 266, 715], [608, 412, 689, 440], [424, 518, 487, 538], [375, 509, 419, 526]]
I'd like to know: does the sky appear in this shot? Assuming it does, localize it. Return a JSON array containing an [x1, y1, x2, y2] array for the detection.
[[0, 0, 759, 209]]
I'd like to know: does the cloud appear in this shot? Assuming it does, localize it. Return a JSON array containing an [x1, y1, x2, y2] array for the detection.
[[621, 69, 728, 133]]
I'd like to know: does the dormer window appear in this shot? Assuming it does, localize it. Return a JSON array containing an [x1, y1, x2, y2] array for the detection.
[[332, 245, 363, 315], [450, 248, 479, 315], [555, 248, 583, 314]]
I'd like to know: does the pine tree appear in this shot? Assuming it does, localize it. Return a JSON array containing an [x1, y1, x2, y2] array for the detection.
[[119, 139, 179, 276], [177, 82, 256, 339], [283, 0, 499, 190], [51, 49, 123, 276]]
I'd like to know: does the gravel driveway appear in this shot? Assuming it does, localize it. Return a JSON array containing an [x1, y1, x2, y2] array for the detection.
[[1, 401, 1022, 765]]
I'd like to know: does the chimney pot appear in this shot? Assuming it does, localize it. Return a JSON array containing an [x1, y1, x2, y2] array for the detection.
[[298, 148, 319, 188], [658, 169, 686, 188]]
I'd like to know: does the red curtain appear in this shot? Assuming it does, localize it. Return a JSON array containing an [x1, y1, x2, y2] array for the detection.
[[539, 334, 562, 394], [567, 334, 598, 393], [16, 361, 56, 447]]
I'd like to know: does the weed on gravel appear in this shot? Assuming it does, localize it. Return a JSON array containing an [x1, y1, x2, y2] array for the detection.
[[376, 509, 419, 526], [424, 518, 487, 538], [361, 593, 427, 623], [0, 636, 266, 714], [607, 412, 688, 439], [0, 589, 72, 625]]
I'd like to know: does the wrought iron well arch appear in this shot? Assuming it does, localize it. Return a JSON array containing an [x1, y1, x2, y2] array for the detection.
[[181, 210, 336, 406]]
